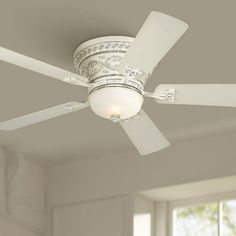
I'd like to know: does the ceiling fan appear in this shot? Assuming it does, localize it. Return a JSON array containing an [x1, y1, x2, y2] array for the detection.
[[0, 11, 235, 155]]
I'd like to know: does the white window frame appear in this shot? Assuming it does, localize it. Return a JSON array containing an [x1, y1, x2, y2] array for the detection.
[[167, 190, 236, 236]]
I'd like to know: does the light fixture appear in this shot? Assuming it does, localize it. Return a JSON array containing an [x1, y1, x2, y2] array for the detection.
[[0, 11, 191, 155], [88, 87, 143, 120]]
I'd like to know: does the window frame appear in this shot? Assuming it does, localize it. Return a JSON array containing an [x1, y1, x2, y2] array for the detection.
[[167, 190, 236, 236]]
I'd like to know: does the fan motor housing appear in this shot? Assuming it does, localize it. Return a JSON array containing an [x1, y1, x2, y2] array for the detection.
[[73, 36, 144, 94], [73, 36, 144, 120]]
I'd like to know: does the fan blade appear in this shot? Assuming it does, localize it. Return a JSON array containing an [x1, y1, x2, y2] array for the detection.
[[0, 101, 89, 130], [152, 84, 236, 107], [120, 109, 169, 155], [117, 11, 188, 83], [0, 47, 88, 87]]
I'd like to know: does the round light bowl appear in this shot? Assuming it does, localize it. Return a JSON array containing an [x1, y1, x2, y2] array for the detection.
[[88, 87, 143, 120]]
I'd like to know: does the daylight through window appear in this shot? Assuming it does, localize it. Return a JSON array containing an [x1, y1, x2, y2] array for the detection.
[[173, 199, 236, 236]]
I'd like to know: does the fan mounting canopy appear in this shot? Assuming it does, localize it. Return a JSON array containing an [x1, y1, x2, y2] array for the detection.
[[73, 36, 134, 83]]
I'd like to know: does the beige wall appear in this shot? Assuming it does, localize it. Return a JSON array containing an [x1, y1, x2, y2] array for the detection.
[[47, 131, 236, 206], [52, 195, 132, 236], [0, 148, 6, 214], [45, 131, 236, 236], [0, 147, 45, 236], [0, 215, 40, 236]]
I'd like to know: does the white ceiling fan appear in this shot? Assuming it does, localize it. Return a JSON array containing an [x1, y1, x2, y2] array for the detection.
[[0, 11, 235, 155]]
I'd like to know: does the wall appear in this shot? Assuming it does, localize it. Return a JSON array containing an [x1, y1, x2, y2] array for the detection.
[[0, 148, 6, 214], [47, 131, 236, 207], [154, 202, 168, 236], [45, 131, 236, 236], [52, 195, 132, 236], [0, 214, 40, 236], [51, 194, 153, 236], [0, 147, 45, 236]]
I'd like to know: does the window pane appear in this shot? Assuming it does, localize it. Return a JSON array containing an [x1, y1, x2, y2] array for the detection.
[[173, 203, 218, 236], [134, 214, 151, 236], [222, 200, 236, 236]]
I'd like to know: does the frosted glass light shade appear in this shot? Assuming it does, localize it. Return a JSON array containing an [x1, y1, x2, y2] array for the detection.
[[88, 87, 143, 120]]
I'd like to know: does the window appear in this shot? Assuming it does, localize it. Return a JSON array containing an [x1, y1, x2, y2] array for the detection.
[[222, 200, 236, 235], [134, 214, 151, 236], [174, 202, 218, 236], [171, 197, 236, 236]]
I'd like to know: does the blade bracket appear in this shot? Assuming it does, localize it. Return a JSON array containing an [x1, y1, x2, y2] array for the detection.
[[120, 65, 151, 84], [144, 89, 176, 102], [63, 77, 87, 86], [156, 88, 176, 102], [64, 102, 88, 111], [123, 65, 146, 81]]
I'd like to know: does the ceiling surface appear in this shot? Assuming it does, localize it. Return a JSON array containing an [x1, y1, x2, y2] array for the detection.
[[0, 0, 236, 161], [141, 176, 236, 201]]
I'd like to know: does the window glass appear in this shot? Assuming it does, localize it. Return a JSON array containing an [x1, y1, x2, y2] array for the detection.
[[222, 200, 236, 236], [173, 203, 218, 236], [134, 214, 151, 236]]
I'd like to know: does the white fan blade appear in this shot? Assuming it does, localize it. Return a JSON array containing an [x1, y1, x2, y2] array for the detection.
[[0, 47, 88, 87], [0, 101, 89, 130], [117, 11, 188, 83], [153, 84, 236, 107], [120, 109, 169, 155]]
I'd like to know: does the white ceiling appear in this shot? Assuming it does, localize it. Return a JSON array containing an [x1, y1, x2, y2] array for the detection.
[[0, 0, 236, 161]]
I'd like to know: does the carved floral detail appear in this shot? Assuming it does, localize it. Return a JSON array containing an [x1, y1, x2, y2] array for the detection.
[[73, 39, 134, 83], [87, 61, 103, 77], [123, 65, 145, 80], [105, 56, 122, 70]]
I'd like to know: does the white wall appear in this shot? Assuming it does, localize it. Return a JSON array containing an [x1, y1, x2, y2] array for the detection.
[[47, 131, 236, 207]]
